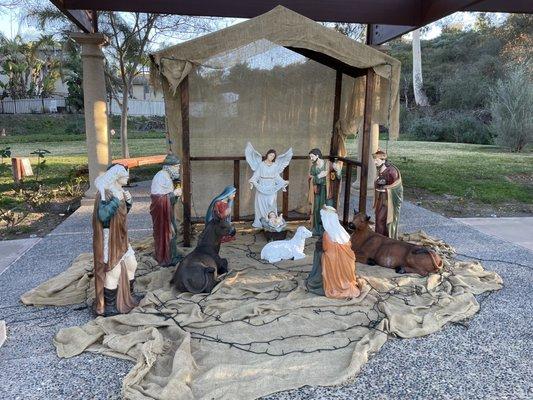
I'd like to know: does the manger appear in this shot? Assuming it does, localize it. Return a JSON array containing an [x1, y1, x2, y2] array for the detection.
[[150, 6, 401, 246]]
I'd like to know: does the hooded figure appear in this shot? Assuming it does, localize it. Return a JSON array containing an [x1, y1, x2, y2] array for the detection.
[[150, 154, 182, 266], [306, 206, 360, 299], [205, 186, 237, 244], [92, 164, 140, 317]]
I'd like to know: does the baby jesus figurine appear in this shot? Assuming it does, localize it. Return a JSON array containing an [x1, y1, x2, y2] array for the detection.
[[261, 211, 287, 233]]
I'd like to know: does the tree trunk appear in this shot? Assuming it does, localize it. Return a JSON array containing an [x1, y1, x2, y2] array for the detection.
[[412, 29, 430, 107], [120, 92, 129, 158]]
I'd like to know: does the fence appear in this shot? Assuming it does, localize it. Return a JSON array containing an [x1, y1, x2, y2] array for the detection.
[[109, 99, 165, 116], [0, 97, 166, 116], [0, 98, 67, 114]]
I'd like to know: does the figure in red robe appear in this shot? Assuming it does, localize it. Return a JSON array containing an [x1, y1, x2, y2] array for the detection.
[[373, 149, 403, 239], [150, 154, 182, 266]]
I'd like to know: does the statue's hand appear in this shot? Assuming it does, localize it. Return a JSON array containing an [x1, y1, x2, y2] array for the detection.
[[173, 187, 182, 197], [123, 190, 132, 203], [104, 189, 114, 202], [250, 183, 254, 190], [317, 171, 328, 179]]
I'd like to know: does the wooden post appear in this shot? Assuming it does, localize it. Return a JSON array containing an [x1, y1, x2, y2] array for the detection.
[[282, 166, 289, 217], [330, 70, 343, 209], [343, 164, 352, 225], [358, 69, 374, 215], [233, 159, 240, 221], [179, 76, 192, 247]]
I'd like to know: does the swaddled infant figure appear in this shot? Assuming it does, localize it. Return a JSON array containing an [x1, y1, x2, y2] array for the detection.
[[260, 226, 312, 263]]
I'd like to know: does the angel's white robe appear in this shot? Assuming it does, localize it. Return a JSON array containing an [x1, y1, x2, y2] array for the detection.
[[249, 162, 287, 228]]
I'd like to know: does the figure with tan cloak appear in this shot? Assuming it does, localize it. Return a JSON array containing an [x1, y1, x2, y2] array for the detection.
[[306, 206, 360, 299], [373, 149, 403, 239], [92, 164, 141, 317]]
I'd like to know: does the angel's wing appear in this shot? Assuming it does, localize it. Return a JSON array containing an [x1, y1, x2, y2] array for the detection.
[[245, 142, 262, 171], [275, 147, 293, 173]]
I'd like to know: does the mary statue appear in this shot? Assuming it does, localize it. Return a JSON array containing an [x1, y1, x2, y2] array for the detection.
[[245, 142, 293, 228]]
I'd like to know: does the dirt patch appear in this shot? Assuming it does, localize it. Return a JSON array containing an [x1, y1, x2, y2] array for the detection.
[[404, 187, 533, 218], [0, 197, 80, 240], [505, 173, 533, 186]]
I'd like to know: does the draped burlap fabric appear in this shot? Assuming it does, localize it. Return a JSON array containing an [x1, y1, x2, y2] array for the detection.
[[22, 229, 502, 400], [150, 6, 401, 218]]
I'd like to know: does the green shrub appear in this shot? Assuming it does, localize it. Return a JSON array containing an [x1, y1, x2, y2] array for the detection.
[[403, 110, 492, 144], [490, 67, 532, 152]]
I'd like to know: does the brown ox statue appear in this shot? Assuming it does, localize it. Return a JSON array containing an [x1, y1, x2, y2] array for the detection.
[[348, 213, 442, 276]]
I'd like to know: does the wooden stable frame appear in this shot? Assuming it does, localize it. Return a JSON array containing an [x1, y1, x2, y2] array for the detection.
[[179, 68, 375, 247]]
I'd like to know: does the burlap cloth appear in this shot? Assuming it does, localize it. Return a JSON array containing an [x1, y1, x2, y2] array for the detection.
[[21, 228, 502, 400]]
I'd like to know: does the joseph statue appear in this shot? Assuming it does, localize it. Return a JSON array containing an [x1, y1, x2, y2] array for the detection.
[[308, 148, 342, 236]]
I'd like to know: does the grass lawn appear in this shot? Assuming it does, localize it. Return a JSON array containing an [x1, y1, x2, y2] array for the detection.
[[385, 140, 532, 205], [1, 136, 531, 238]]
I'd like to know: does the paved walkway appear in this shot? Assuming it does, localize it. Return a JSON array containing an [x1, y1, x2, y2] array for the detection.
[[0, 238, 41, 275], [0, 187, 532, 399], [454, 217, 533, 251]]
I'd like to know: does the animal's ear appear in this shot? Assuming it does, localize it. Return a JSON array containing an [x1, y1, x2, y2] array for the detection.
[[365, 215, 371, 221]]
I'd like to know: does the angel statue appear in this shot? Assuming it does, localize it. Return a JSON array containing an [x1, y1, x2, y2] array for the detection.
[[245, 142, 293, 229]]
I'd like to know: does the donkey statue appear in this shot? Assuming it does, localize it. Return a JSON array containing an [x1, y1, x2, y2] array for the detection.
[[348, 213, 442, 276], [170, 218, 236, 293]]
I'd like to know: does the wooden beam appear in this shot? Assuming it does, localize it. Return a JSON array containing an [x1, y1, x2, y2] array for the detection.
[[420, 0, 486, 26], [282, 167, 289, 217], [62, 1, 419, 25], [50, 1, 95, 33], [343, 164, 353, 225], [233, 160, 240, 221], [332, 70, 343, 136], [190, 155, 311, 161], [286, 47, 366, 79], [367, 24, 416, 45], [179, 76, 192, 247], [465, 0, 533, 13], [358, 69, 374, 216], [330, 69, 343, 209]]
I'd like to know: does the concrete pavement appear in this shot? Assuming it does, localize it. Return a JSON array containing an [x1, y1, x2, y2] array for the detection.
[[454, 217, 533, 251], [0, 237, 41, 275], [0, 186, 532, 400]]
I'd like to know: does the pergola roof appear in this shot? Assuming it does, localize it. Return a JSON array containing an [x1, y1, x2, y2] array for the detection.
[[52, 0, 533, 44]]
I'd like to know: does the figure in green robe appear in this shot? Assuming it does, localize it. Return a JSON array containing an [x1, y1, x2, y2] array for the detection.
[[307, 148, 342, 236]]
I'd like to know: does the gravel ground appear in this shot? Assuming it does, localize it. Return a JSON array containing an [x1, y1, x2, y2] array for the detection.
[[0, 193, 531, 400]]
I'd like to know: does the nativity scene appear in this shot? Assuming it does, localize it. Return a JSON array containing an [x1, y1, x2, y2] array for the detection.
[[19, 6, 503, 400]]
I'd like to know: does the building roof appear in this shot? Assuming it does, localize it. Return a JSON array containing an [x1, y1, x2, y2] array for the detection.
[[52, 0, 533, 44]]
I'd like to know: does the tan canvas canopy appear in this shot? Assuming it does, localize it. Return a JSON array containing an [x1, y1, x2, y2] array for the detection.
[[152, 5, 400, 134], [150, 6, 401, 245]]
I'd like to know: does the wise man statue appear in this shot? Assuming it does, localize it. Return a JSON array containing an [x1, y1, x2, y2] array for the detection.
[[150, 154, 182, 266], [373, 149, 403, 239], [93, 164, 140, 317], [308, 148, 342, 236]]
